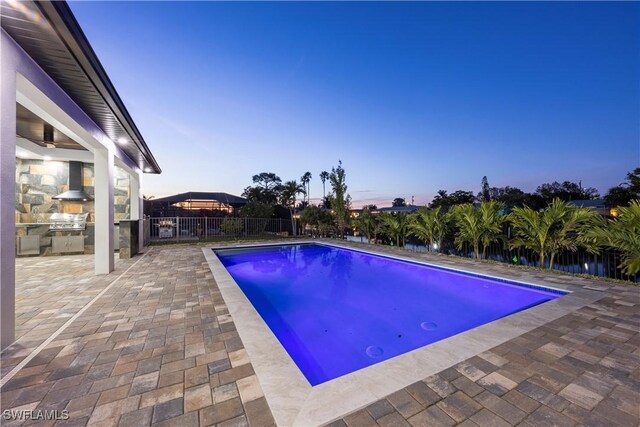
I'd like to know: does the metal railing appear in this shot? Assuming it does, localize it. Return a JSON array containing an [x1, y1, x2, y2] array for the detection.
[[148, 217, 294, 242], [449, 242, 637, 282], [347, 235, 637, 282], [402, 239, 638, 283]]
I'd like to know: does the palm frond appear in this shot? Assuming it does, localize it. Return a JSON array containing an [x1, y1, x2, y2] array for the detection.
[[585, 200, 640, 275]]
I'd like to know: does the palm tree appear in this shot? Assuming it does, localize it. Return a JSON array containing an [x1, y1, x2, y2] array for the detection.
[[546, 202, 600, 269], [585, 200, 640, 275], [509, 198, 598, 269], [452, 204, 483, 261], [409, 207, 450, 252], [280, 180, 306, 210], [380, 212, 410, 247], [479, 201, 506, 260], [329, 162, 351, 238], [301, 172, 312, 204], [509, 204, 555, 269], [356, 208, 378, 243], [280, 180, 306, 233], [319, 171, 330, 199]]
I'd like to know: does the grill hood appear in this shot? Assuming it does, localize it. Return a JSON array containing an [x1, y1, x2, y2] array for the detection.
[[53, 161, 93, 201]]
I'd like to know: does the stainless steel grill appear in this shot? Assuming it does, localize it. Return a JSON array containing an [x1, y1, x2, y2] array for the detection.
[[49, 213, 88, 231]]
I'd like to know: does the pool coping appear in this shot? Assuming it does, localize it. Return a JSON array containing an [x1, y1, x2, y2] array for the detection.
[[202, 241, 605, 427]]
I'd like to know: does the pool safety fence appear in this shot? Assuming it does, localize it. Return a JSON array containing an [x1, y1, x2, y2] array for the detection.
[[148, 217, 295, 242], [453, 241, 637, 283], [346, 235, 638, 283]]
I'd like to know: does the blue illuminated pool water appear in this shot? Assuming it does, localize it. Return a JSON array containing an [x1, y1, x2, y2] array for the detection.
[[215, 243, 565, 386]]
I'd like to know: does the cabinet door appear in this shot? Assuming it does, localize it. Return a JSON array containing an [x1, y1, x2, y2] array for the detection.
[[17, 235, 41, 255], [52, 236, 85, 253], [52, 236, 66, 253], [67, 236, 84, 252]]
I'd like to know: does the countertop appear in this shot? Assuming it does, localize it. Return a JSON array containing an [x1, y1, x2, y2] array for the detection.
[[14, 223, 117, 227], [16, 221, 135, 227]]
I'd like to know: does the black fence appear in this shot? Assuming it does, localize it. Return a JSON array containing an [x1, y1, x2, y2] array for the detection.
[[347, 235, 637, 283], [413, 240, 637, 283]]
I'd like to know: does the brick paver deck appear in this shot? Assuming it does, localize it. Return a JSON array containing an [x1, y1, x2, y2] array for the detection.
[[1, 246, 275, 427], [2, 256, 136, 378], [1, 242, 638, 426]]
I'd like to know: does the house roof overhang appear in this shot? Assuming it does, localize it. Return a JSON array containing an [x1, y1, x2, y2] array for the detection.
[[1, 0, 161, 173]]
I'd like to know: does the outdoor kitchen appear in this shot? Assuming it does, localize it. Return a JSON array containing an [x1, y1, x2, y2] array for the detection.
[[15, 157, 131, 257]]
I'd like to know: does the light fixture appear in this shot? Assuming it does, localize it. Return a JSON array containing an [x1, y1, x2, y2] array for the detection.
[[43, 123, 56, 149], [43, 155, 52, 161], [144, 167, 152, 172], [117, 137, 127, 145]]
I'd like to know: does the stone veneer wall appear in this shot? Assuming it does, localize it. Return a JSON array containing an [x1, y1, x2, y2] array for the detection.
[[15, 158, 131, 256], [15, 159, 130, 222], [15, 158, 94, 223]]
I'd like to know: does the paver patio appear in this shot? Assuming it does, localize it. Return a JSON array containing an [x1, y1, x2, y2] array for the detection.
[[1, 256, 136, 378], [0, 241, 638, 426]]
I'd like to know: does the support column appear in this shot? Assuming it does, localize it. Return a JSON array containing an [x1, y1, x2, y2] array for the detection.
[[0, 67, 16, 350], [94, 148, 114, 274], [130, 168, 144, 253]]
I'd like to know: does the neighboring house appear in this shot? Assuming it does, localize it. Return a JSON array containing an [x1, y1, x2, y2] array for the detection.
[[1, 1, 161, 349], [351, 205, 424, 217], [374, 206, 423, 214], [146, 192, 248, 217], [568, 199, 610, 216]]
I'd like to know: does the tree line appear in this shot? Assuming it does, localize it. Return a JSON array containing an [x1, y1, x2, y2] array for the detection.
[[300, 168, 640, 277], [428, 170, 638, 211], [238, 161, 353, 235], [353, 198, 638, 276], [238, 164, 638, 276]]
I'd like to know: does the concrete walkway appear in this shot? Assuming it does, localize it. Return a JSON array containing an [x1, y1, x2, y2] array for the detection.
[[0, 242, 638, 426]]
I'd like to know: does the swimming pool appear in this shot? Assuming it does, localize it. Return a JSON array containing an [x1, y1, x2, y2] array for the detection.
[[215, 243, 566, 386]]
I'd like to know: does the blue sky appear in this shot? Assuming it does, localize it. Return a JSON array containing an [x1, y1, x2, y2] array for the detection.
[[69, 1, 639, 207]]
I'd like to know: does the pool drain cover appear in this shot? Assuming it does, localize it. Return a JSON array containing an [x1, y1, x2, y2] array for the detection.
[[366, 346, 384, 358], [421, 322, 437, 331]]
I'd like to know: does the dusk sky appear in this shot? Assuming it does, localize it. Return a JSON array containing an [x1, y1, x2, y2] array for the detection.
[[69, 1, 639, 208]]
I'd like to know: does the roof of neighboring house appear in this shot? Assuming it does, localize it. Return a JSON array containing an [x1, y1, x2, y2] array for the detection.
[[1, 1, 161, 173], [568, 199, 605, 208], [150, 192, 249, 206], [352, 205, 424, 214]]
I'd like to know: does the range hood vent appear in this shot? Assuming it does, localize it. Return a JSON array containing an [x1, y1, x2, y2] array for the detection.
[[53, 161, 93, 201]]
